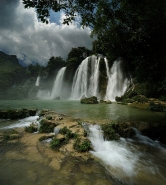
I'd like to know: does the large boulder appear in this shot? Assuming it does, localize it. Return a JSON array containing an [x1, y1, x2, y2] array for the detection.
[[80, 96, 98, 104]]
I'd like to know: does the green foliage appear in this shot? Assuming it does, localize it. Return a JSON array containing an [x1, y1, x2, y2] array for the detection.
[[0, 51, 24, 90], [0, 109, 29, 120], [39, 119, 57, 133], [66, 47, 92, 71], [46, 115, 52, 120], [46, 56, 66, 78], [25, 124, 37, 133], [149, 102, 166, 112], [59, 126, 77, 143], [101, 122, 120, 141], [2, 130, 19, 141], [73, 138, 91, 152], [50, 138, 63, 150]]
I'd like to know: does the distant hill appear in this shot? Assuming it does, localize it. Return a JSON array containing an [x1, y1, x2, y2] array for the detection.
[[0, 51, 24, 90]]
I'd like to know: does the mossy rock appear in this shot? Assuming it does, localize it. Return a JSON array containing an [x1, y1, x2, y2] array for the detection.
[[0, 109, 37, 119], [39, 134, 54, 142], [120, 83, 147, 102], [101, 122, 120, 140], [73, 138, 91, 152], [50, 138, 65, 150], [105, 100, 112, 104], [80, 96, 98, 104], [9, 134, 20, 140], [25, 124, 38, 133], [39, 119, 58, 133], [149, 102, 166, 112], [46, 115, 52, 120]]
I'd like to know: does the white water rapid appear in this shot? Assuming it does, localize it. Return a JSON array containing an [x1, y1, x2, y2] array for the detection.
[[35, 76, 40, 86], [71, 55, 100, 100], [88, 124, 166, 185], [51, 67, 66, 99], [105, 58, 128, 101]]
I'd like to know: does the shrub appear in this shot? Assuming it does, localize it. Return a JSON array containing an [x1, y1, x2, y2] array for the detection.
[[46, 115, 52, 120], [73, 138, 91, 152], [39, 119, 57, 133], [101, 122, 120, 140], [25, 124, 37, 133], [59, 126, 77, 143], [50, 138, 64, 150]]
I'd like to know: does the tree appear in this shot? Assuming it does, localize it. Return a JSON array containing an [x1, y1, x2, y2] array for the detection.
[[46, 56, 66, 78]]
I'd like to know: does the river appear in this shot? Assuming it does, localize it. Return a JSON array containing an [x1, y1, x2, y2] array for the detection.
[[0, 100, 166, 185]]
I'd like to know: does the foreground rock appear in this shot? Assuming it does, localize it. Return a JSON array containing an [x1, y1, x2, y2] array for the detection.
[[80, 96, 98, 104], [0, 109, 37, 119]]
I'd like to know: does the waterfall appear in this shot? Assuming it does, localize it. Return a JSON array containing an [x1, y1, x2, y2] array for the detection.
[[71, 55, 100, 100], [71, 58, 89, 99], [105, 59, 128, 101], [35, 76, 40, 86], [51, 67, 66, 99]]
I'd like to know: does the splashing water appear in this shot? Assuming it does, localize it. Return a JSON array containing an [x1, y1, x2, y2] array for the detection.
[[87, 124, 166, 185], [0, 116, 39, 129]]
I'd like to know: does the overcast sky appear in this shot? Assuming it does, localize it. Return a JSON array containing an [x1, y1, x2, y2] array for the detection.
[[0, 0, 95, 66]]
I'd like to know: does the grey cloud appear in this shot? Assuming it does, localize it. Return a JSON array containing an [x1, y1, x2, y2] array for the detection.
[[0, 0, 95, 65]]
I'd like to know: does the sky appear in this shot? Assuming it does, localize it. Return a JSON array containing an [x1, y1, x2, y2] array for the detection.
[[0, 0, 95, 66]]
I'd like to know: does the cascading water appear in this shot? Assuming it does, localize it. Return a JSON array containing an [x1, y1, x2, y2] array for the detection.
[[36, 55, 129, 100], [87, 124, 166, 185], [105, 58, 128, 101], [51, 67, 66, 99], [71, 55, 100, 100], [35, 76, 40, 86]]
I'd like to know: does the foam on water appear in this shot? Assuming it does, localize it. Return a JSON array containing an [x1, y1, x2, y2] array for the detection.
[[87, 124, 166, 185], [0, 116, 39, 129]]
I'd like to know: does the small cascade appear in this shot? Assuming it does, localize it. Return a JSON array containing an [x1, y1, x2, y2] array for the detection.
[[35, 76, 40, 86], [105, 59, 128, 101], [87, 124, 165, 185], [51, 67, 66, 99], [71, 55, 100, 100]]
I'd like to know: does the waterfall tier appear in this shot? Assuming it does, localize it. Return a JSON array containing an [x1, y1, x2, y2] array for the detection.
[[71, 55, 100, 100], [35, 76, 40, 86], [105, 58, 128, 101], [51, 67, 66, 99], [36, 56, 128, 101]]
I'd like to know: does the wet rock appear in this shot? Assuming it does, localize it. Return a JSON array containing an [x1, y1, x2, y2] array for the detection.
[[80, 96, 98, 104], [105, 100, 112, 104]]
